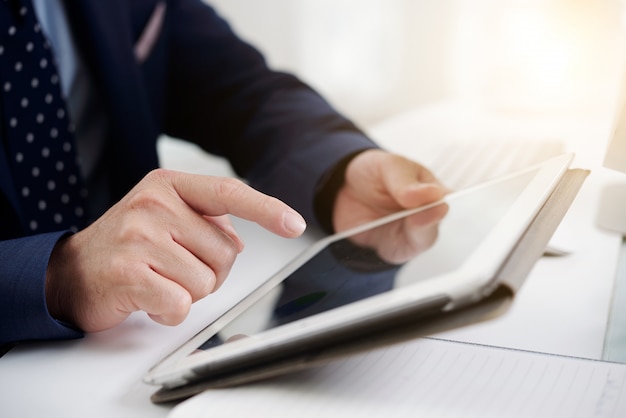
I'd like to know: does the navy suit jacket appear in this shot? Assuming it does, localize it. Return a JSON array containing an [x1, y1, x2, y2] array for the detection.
[[0, 0, 376, 344]]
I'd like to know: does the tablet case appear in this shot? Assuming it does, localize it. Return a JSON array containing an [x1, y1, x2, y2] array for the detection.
[[151, 168, 589, 404]]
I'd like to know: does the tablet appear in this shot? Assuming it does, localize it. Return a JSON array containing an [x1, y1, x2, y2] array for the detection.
[[145, 153, 574, 396]]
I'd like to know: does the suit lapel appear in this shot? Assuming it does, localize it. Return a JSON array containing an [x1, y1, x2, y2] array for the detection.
[[64, 0, 160, 197]]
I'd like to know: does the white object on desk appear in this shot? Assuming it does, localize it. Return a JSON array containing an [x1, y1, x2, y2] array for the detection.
[[597, 181, 626, 235], [599, 78, 626, 236]]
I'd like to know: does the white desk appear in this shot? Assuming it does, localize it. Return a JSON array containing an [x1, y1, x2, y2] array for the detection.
[[1, 100, 624, 418]]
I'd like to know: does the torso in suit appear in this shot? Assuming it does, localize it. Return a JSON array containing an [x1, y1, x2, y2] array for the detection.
[[0, 0, 376, 344]]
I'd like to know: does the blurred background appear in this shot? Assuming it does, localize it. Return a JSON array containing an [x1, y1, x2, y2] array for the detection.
[[207, 0, 626, 129]]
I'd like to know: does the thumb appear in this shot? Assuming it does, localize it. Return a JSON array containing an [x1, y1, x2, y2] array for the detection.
[[382, 159, 447, 209]]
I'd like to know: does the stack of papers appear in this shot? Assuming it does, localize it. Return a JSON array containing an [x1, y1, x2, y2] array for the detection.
[[169, 337, 626, 418]]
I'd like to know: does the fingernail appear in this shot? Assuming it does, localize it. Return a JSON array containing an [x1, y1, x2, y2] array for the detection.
[[222, 224, 245, 253], [284, 211, 307, 235]]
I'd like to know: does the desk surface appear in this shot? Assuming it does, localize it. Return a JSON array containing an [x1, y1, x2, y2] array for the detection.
[[1, 100, 624, 418]]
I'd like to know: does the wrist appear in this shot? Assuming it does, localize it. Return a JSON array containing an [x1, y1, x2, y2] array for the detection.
[[45, 233, 76, 326], [313, 150, 370, 234]]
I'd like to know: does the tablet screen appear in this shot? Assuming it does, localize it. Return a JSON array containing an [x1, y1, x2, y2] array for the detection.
[[196, 169, 537, 351]]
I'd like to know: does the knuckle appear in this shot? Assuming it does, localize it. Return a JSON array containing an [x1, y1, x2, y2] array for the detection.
[[115, 217, 151, 245], [212, 245, 238, 287], [214, 177, 248, 200], [260, 195, 277, 213], [194, 274, 216, 300], [216, 235, 239, 267], [123, 193, 180, 230], [128, 168, 180, 210], [126, 187, 167, 212], [144, 168, 176, 185], [166, 293, 192, 324]]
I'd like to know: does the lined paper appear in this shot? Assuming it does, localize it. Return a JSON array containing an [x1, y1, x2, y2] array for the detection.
[[169, 337, 626, 418]]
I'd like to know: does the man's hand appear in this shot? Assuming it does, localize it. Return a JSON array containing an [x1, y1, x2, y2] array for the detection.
[[333, 149, 449, 263], [45, 169, 307, 332]]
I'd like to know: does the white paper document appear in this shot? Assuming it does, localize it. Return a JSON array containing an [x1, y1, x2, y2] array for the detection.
[[169, 337, 626, 418]]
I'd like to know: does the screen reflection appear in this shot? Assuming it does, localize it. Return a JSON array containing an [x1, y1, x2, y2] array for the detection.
[[198, 169, 535, 350]]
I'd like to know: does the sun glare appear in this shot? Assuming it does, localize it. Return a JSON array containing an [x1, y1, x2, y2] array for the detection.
[[474, 1, 623, 114]]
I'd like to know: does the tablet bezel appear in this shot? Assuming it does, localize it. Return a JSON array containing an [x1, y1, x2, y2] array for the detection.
[[144, 153, 574, 388]]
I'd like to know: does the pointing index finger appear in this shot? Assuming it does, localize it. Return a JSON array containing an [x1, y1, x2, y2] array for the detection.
[[158, 170, 307, 238]]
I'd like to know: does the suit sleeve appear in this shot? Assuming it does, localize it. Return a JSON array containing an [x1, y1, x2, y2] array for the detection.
[[0, 232, 83, 344], [162, 0, 378, 227]]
